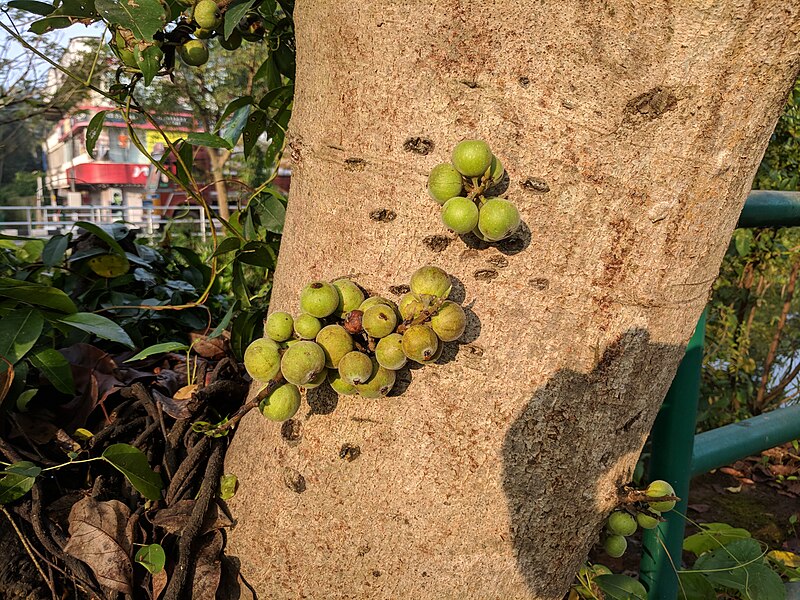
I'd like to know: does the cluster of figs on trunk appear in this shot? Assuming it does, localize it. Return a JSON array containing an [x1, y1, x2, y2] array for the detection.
[[427, 139, 521, 242], [243, 266, 467, 422], [600, 480, 676, 559]]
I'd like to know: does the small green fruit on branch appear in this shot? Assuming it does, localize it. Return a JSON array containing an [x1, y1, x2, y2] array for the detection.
[[427, 139, 520, 243], [228, 265, 469, 427]]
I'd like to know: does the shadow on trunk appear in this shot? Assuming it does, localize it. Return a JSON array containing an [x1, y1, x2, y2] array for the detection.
[[503, 329, 684, 597]]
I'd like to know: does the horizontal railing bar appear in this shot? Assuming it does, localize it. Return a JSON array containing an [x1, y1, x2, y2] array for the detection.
[[738, 190, 800, 228], [690, 403, 800, 477]]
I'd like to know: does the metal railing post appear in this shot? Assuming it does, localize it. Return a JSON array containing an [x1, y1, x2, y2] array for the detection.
[[200, 206, 207, 242], [640, 310, 707, 599]]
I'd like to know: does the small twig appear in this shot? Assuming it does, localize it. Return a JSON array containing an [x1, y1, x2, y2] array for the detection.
[[1, 505, 53, 595], [200, 377, 282, 438]]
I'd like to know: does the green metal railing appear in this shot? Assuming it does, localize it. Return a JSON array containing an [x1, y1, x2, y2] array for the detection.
[[639, 191, 800, 599]]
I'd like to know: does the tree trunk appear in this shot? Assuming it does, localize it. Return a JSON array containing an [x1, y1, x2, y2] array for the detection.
[[209, 149, 231, 221], [225, 2, 800, 598]]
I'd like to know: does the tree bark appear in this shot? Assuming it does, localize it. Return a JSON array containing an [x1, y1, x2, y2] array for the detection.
[[208, 148, 232, 221], [225, 2, 800, 598]]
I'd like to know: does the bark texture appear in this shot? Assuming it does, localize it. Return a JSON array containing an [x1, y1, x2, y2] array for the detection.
[[225, 2, 800, 598]]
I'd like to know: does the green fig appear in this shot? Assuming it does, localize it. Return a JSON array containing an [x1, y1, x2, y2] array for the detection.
[[603, 534, 627, 558], [441, 196, 479, 234], [178, 40, 209, 66], [646, 480, 676, 512], [606, 511, 637, 537], [300, 281, 340, 318], [427, 163, 464, 205], [478, 197, 520, 241], [338, 351, 374, 386], [362, 304, 398, 338], [375, 333, 407, 370], [243, 337, 281, 382], [401, 325, 439, 363], [355, 358, 396, 398], [266, 311, 293, 342], [259, 383, 301, 421], [315, 325, 354, 368], [280, 341, 325, 386], [332, 278, 365, 318], [327, 369, 356, 395], [451, 139, 492, 177], [429, 301, 466, 342], [409, 266, 451, 298], [293, 313, 322, 340]]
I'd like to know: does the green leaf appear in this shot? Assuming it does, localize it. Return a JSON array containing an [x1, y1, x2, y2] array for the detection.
[[253, 55, 281, 89], [42, 234, 71, 267], [229, 309, 260, 361], [0, 278, 77, 313], [134, 45, 164, 86], [74, 221, 126, 256], [594, 574, 647, 600], [29, 348, 75, 395], [102, 444, 162, 500], [185, 132, 233, 150], [237, 241, 272, 268], [734, 229, 753, 257], [29, 16, 71, 33], [215, 96, 254, 130], [694, 538, 773, 596], [0, 309, 44, 365], [8, 0, 54, 15], [256, 193, 286, 234], [16, 389, 37, 412], [231, 260, 251, 307], [126, 341, 189, 362], [135, 543, 165, 573], [219, 104, 251, 148], [677, 572, 716, 600], [86, 111, 109, 159], [684, 523, 752, 556], [212, 237, 242, 258], [223, 0, 254, 39], [172, 141, 194, 189], [50, 0, 98, 18], [94, 0, 165, 40], [258, 85, 293, 111], [242, 109, 268, 159], [208, 302, 236, 340], [0, 461, 41, 505], [58, 313, 135, 349], [219, 473, 238, 500]]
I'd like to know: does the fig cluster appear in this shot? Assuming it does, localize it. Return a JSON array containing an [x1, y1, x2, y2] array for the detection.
[[243, 266, 468, 422], [601, 480, 675, 559], [427, 139, 521, 242]]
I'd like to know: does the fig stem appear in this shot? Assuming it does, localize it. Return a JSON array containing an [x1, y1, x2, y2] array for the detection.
[[396, 296, 447, 334], [202, 373, 285, 436], [619, 486, 680, 505]]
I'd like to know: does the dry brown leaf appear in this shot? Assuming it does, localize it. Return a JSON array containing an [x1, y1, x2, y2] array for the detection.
[[152, 565, 168, 599], [190, 333, 227, 360], [64, 497, 133, 594], [191, 531, 224, 599], [151, 389, 191, 420], [769, 464, 797, 477], [173, 384, 198, 401], [720, 467, 744, 478], [149, 499, 233, 535]]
